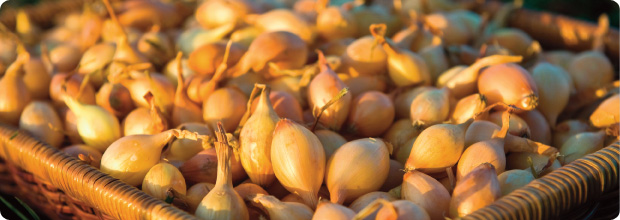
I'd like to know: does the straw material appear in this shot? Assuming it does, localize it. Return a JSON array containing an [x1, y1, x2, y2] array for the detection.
[[0, 124, 198, 220], [464, 143, 619, 220]]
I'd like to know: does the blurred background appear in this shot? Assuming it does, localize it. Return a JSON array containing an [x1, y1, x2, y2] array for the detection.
[[499, 0, 619, 27], [3, 0, 619, 27]]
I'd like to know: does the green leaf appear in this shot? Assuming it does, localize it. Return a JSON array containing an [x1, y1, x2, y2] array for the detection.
[[9, 131, 18, 140], [15, 197, 40, 220], [0, 195, 30, 220]]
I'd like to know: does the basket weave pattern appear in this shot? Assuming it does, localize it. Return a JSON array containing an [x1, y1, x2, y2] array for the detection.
[[0, 125, 197, 220]]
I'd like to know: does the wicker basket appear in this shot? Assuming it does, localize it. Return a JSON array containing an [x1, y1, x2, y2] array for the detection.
[[0, 1, 618, 220]]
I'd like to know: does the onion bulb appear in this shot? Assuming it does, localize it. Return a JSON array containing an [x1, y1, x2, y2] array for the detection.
[[392, 23, 440, 53], [312, 201, 355, 220], [61, 144, 102, 168], [293, 0, 318, 21], [449, 163, 500, 218], [351, 4, 401, 37], [104, 10, 150, 81], [171, 53, 203, 127], [339, 74, 388, 99], [252, 9, 316, 44], [61, 108, 82, 144], [395, 137, 416, 165], [163, 58, 195, 87], [394, 86, 433, 119], [484, 28, 533, 57], [187, 183, 215, 213], [250, 91, 303, 123], [437, 55, 522, 99], [316, 4, 358, 41], [19, 101, 64, 148], [464, 120, 501, 147], [338, 36, 387, 76], [0, 35, 16, 74], [179, 147, 247, 186], [401, 170, 451, 220], [0, 53, 31, 125], [50, 73, 96, 108], [235, 183, 270, 219], [315, 129, 347, 159], [164, 123, 213, 162], [267, 180, 293, 200], [196, 123, 250, 220], [532, 62, 570, 127], [456, 136, 506, 180], [308, 52, 352, 131], [121, 73, 175, 115], [590, 94, 620, 128], [100, 129, 200, 186], [235, 182, 270, 202], [410, 88, 451, 128], [142, 162, 186, 201], [478, 63, 539, 111], [252, 194, 313, 220], [357, 199, 431, 220], [96, 83, 135, 118], [370, 24, 431, 87], [203, 87, 248, 132], [137, 30, 175, 69], [240, 86, 280, 187], [115, 0, 182, 31], [230, 31, 308, 79], [533, 61, 576, 95], [320, 38, 355, 57], [543, 50, 574, 71], [349, 191, 396, 216], [465, 119, 559, 159], [230, 26, 262, 49], [281, 194, 305, 205], [506, 153, 561, 176], [188, 42, 245, 76], [553, 120, 591, 148], [451, 93, 487, 124], [346, 91, 395, 137], [381, 160, 405, 191], [326, 138, 391, 204], [227, 72, 267, 98], [383, 119, 419, 154], [497, 169, 535, 196], [177, 25, 235, 55], [196, 0, 258, 29], [405, 119, 472, 173], [123, 92, 168, 136], [420, 44, 449, 84], [22, 51, 51, 100], [49, 44, 81, 73], [78, 43, 116, 87], [64, 95, 120, 152], [424, 11, 480, 46], [568, 51, 613, 94], [559, 131, 606, 165], [519, 109, 552, 145], [486, 111, 531, 138], [271, 119, 325, 209], [269, 76, 306, 108], [457, 110, 511, 180]]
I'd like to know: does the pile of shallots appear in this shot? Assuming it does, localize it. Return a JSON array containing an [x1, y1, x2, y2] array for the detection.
[[0, 0, 617, 219]]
